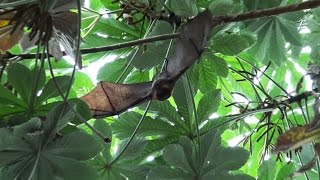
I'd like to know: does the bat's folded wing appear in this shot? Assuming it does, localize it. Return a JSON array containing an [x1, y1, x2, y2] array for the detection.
[[166, 10, 218, 77], [81, 81, 153, 118]]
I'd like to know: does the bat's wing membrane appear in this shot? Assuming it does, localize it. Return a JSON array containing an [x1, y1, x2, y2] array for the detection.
[[81, 81, 153, 118]]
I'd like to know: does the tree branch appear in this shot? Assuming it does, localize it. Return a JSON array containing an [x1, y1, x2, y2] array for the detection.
[[218, 0, 320, 23]]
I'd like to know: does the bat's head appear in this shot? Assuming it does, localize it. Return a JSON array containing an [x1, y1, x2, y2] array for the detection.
[[152, 72, 176, 101], [152, 83, 174, 101]]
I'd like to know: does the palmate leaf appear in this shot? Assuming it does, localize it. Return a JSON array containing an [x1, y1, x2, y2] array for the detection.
[[45, 131, 102, 160], [257, 159, 277, 180], [0, 85, 26, 107], [173, 78, 194, 129], [191, 55, 228, 93], [275, 163, 295, 180], [95, 18, 140, 39], [133, 20, 172, 70], [211, 33, 257, 56], [111, 112, 185, 139], [0, 0, 36, 8], [0, 106, 101, 179], [7, 63, 45, 105], [135, 136, 180, 161], [147, 130, 253, 179], [167, 0, 198, 17], [247, 15, 302, 66], [35, 75, 72, 106], [124, 68, 150, 83], [132, 43, 168, 71], [146, 101, 185, 128], [196, 59, 218, 93], [197, 89, 221, 123], [90, 120, 148, 180], [97, 58, 129, 82], [208, 0, 242, 16], [163, 144, 195, 173]]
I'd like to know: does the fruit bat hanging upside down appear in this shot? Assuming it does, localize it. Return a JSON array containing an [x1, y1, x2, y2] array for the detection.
[[80, 10, 222, 118]]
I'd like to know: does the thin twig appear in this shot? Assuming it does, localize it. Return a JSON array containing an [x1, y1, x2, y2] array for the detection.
[[108, 100, 152, 166]]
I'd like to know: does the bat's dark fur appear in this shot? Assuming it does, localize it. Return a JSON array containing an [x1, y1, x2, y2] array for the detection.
[[81, 10, 222, 118]]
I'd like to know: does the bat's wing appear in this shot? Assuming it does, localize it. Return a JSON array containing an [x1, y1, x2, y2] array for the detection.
[[81, 81, 153, 118], [152, 11, 220, 98], [166, 10, 220, 78]]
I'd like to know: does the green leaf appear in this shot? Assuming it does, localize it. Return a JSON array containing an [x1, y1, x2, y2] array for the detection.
[[115, 138, 147, 160], [199, 130, 221, 168], [99, 166, 126, 180], [133, 44, 167, 70], [97, 58, 129, 82], [147, 166, 193, 180], [258, 159, 277, 180], [275, 163, 295, 180], [212, 33, 257, 55], [45, 131, 102, 161], [7, 63, 45, 104], [173, 78, 193, 129], [93, 119, 112, 139], [135, 136, 180, 161], [42, 103, 74, 142], [0, 85, 26, 107], [0, 128, 30, 152], [45, 155, 99, 180], [12, 117, 41, 136], [163, 144, 195, 173], [36, 76, 72, 106], [111, 112, 183, 139], [73, 72, 94, 96], [200, 117, 229, 133], [124, 68, 150, 83], [211, 56, 228, 78], [204, 147, 249, 174], [204, 173, 255, 180], [0, 105, 25, 118], [96, 18, 140, 38], [197, 89, 221, 122], [147, 101, 185, 127], [243, 0, 281, 10], [93, 120, 112, 163], [196, 59, 218, 93], [148, 21, 173, 37], [100, 0, 118, 10], [268, 20, 286, 66], [69, 98, 92, 125], [209, 0, 234, 16], [168, 0, 198, 17], [247, 19, 273, 64], [277, 17, 302, 46]]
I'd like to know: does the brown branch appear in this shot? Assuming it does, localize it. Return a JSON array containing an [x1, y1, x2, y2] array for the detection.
[[81, 33, 179, 54], [218, 0, 320, 23], [4, 0, 320, 60], [4, 33, 179, 60]]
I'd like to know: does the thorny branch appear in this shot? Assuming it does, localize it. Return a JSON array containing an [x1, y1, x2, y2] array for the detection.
[[2, 0, 320, 60]]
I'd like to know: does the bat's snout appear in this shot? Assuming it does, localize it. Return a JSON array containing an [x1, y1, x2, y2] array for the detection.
[[153, 85, 173, 101]]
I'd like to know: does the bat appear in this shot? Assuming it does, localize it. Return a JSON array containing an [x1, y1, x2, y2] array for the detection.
[[81, 10, 222, 118]]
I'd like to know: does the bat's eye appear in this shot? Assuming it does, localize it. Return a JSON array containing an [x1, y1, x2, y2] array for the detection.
[[155, 86, 172, 101]]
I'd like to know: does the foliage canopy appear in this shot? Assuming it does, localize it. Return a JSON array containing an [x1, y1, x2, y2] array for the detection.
[[1, 0, 320, 179]]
